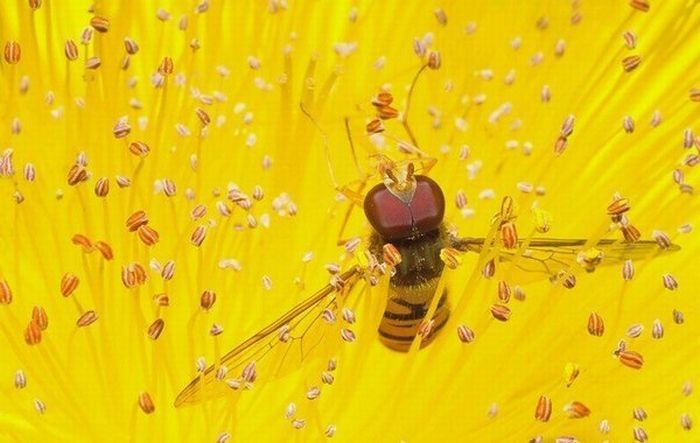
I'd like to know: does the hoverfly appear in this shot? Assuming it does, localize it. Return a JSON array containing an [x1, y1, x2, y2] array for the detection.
[[175, 80, 679, 407], [174, 149, 679, 406]]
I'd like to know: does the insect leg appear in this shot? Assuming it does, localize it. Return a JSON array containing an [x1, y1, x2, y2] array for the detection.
[[401, 64, 428, 149], [335, 180, 368, 246], [299, 103, 374, 246], [300, 102, 368, 200]]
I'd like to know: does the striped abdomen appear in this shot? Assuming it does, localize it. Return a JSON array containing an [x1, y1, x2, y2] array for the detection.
[[370, 226, 450, 352]]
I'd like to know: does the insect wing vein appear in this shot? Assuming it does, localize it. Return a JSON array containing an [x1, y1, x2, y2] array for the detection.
[[453, 237, 678, 279], [174, 267, 362, 407]]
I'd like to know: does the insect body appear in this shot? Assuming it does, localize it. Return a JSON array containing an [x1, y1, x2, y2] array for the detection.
[[174, 160, 679, 406], [363, 166, 449, 351]]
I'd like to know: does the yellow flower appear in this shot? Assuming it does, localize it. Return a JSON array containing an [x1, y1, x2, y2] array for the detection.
[[0, 0, 698, 441]]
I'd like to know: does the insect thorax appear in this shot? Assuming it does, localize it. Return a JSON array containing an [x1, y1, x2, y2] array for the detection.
[[369, 225, 447, 285]]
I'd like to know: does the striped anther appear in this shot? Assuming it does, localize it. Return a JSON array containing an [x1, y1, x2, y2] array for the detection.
[[60, 273, 79, 297], [587, 312, 604, 336], [619, 350, 644, 369], [535, 395, 552, 422]]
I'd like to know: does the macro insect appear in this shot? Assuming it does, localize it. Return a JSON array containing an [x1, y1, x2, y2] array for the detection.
[[175, 154, 679, 407], [175, 84, 679, 409]]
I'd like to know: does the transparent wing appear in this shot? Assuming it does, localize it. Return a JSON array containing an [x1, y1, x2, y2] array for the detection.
[[174, 267, 363, 407], [453, 237, 679, 279]]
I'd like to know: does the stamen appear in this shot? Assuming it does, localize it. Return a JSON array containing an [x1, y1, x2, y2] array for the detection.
[[24, 322, 42, 345], [434, 8, 447, 26], [306, 386, 321, 400], [138, 392, 155, 414], [94, 178, 109, 197], [622, 259, 635, 280], [340, 328, 356, 342], [124, 37, 139, 54], [618, 350, 644, 369], [564, 401, 590, 418], [190, 225, 208, 246], [122, 263, 148, 288], [482, 259, 496, 278], [217, 432, 232, 443], [3, 41, 21, 64], [690, 88, 700, 102], [632, 426, 648, 442], [382, 243, 402, 268], [342, 308, 356, 324], [241, 361, 256, 383], [60, 273, 80, 297], [651, 319, 664, 339], [159, 57, 174, 75], [673, 309, 685, 324], [0, 279, 13, 304], [14, 370, 26, 389], [564, 363, 580, 387], [126, 211, 148, 231], [629, 0, 650, 12], [77, 311, 99, 327], [285, 402, 296, 419], [490, 304, 510, 321], [623, 116, 635, 133], [621, 223, 641, 242], [34, 399, 46, 415], [85, 56, 101, 70], [200, 290, 216, 310], [137, 225, 159, 246], [500, 222, 518, 249], [681, 413, 693, 430], [427, 51, 441, 69], [456, 324, 475, 343], [128, 141, 150, 158], [497, 281, 511, 303], [622, 55, 642, 72], [366, 119, 385, 134], [662, 273, 678, 290], [682, 381, 693, 396], [587, 312, 604, 336], [32, 306, 48, 330], [90, 16, 110, 33], [535, 395, 552, 422], [116, 175, 132, 188], [418, 319, 435, 338], [94, 241, 113, 260], [147, 319, 165, 340], [322, 309, 336, 324], [64, 40, 79, 61], [210, 324, 224, 336], [439, 248, 461, 270], [627, 323, 643, 338]]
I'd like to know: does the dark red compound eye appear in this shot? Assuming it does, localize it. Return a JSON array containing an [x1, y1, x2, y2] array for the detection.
[[363, 175, 445, 240]]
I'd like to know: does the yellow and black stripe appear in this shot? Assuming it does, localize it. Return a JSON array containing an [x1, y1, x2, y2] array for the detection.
[[369, 225, 450, 352]]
